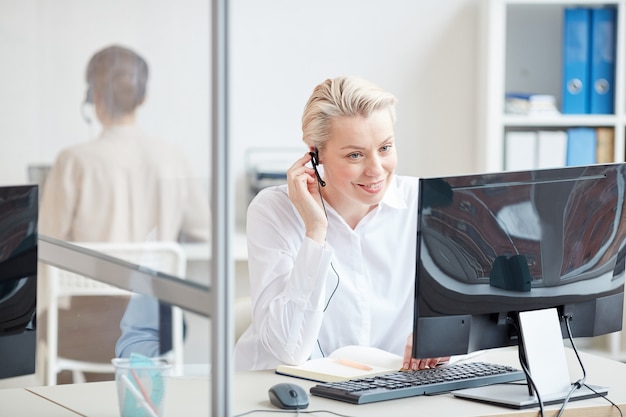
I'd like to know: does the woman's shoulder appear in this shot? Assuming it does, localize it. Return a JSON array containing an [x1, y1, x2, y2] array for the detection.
[[247, 184, 303, 234], [248, 184, 290, 212]]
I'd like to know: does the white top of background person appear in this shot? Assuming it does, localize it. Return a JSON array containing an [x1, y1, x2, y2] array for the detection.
[[39, 45, 210, 243], [39, 45, 210, 366], [235, 76, 444, 371]]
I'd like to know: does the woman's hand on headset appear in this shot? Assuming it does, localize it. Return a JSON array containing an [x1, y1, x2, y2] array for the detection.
[[286, 152, 328, 244]]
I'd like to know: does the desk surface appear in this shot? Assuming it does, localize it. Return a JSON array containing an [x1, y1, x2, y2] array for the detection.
[[8, 347, 626, 417], [3, 387, 79, 416]]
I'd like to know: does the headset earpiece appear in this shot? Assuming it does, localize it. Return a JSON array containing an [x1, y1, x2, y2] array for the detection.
[[85, 85, 93, 104], [309, 148, 326, 187]]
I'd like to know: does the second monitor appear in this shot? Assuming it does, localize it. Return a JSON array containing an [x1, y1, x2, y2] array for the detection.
[[413, 163, 626, 406]]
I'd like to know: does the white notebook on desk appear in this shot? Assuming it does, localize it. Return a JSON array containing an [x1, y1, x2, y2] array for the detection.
[[275, 345, 403, 383]]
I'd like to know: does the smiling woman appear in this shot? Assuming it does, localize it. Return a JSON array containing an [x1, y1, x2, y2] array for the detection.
[[234, 76, 444, 372]]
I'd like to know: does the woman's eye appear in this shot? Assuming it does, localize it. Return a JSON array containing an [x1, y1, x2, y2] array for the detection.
[[348, 153, 361, 160], [381, 144, 392, 152]]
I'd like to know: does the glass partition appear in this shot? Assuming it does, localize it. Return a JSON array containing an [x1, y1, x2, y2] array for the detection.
[[0, 0, 235, 413], [4, 1, 213, 275], [0, 1, 219, 402]]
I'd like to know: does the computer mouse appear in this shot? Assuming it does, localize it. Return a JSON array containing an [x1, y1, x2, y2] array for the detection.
[[268, 382, 309, 410]]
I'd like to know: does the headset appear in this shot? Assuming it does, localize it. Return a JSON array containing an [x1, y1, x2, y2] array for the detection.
[[307, 147, 340, 358], [81, 88, 94, 125], [308, 148, 326, 187]]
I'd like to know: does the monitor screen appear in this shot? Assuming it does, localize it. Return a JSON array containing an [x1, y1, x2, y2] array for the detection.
[[0, 185, 38, 379], [412, 164, 626, 359]]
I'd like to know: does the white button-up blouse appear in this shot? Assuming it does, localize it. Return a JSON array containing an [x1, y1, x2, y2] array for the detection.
[[235, 175, 419, 371]]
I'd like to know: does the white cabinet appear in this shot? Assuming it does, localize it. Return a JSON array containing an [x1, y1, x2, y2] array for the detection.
[[478, 0, 626, 173]]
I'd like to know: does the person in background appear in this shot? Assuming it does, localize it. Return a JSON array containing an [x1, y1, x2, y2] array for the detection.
[[234, 75, 447, 371], [40, 44, 209, 243], [39, 45, 210, 362]]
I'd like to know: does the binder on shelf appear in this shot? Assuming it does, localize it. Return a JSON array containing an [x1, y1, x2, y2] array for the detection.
[[562, 8, 591, 114], [505, 131, 537, 171], [595, 127, 614, 163], [537, 130, 567, 169], [589, 7, 616, 114], [566, 127, 596, 166]]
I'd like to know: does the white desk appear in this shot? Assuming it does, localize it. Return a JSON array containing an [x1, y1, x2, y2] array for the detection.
[[9, 347, 626, 417], [1, 387, 79, 416], [26, 377, 210, 417], [228, 347, 626, 417], [182, 230, 250, 298], [181, 230, 248, 261]]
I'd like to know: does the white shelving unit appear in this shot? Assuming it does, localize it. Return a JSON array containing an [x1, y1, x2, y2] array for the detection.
[[478, 0, 626, 362], [477, 0, 626, 173]]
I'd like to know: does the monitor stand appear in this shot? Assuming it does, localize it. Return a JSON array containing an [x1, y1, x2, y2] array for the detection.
[[453, 308, 608, 409]]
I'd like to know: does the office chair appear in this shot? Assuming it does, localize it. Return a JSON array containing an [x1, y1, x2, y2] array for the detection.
[[41, 241, 186, 385]]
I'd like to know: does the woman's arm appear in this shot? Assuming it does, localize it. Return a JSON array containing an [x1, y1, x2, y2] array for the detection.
[[246, 187, 333, 365]]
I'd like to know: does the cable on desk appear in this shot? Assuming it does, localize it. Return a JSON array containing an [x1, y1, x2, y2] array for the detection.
[[233, 409, 356, 417], [582, 384, 624, 417], [559, 314, 624, 417], [555, 314, 586, 417]]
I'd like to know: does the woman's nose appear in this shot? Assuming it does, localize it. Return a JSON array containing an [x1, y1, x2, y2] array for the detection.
[[364, 156, 384, 176]]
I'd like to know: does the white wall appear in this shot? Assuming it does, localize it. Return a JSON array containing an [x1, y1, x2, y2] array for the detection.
[[0, 0, 481, 227], [0, 0, 211, 186], [229, 0, 482, 224], [0, 0, 483, 383]]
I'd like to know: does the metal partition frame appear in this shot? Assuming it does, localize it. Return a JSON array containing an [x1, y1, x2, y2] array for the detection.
[[210, 0, 233, 415], [37, 236, 210, 317]]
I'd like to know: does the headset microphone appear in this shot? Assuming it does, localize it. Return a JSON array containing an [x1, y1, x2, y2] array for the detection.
[[81, 84, 93, 125], [309, 149, 326, 187]]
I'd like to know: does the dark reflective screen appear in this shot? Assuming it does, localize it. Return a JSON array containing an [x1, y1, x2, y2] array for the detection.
[[0, 185, 38, 378], [414, 164, 626, 357]]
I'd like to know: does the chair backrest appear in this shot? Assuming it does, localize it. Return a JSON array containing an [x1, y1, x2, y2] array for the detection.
[[51, 241, 186, 297], [42, 241, 187, 385]]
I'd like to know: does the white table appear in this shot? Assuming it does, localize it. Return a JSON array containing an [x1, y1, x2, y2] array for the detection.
[[14, 346, 626, 417]]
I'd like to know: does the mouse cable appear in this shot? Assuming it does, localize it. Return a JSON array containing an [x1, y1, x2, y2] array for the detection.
[[233, 409, 356, 417]]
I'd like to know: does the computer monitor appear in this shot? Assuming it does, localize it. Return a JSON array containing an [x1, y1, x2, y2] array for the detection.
[[0, 185, 38, 379], [412, 163, 626, 406]]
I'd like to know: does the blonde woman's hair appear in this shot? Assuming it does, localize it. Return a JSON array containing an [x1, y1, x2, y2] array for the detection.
[[301, 76, 397, 150]]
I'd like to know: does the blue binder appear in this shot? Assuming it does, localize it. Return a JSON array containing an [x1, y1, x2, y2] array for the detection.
[[566, 127, 596, 166], [562, 8, 591, 114], [589, 7, 616, 114]]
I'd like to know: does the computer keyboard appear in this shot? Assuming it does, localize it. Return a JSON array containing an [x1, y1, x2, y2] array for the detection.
[[309, 361, 525, 404]]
